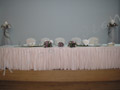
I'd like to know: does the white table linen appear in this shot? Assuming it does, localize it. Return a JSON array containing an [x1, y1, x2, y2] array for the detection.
[[0, 47, 120, 71]]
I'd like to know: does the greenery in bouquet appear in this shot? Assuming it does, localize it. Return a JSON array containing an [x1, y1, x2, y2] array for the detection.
[[44, 40, 53, 48], [107, 22, 117, 28], [68, 41, 77, 47], [58, 42, 64, 47]]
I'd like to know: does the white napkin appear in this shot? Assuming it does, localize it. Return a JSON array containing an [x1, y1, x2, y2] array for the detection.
[[83, 39, 89, 46]]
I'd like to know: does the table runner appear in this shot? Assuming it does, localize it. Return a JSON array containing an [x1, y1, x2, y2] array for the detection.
[[0, 47, 120, 71]]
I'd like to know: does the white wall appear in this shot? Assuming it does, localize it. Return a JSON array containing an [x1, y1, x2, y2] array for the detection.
[[0, 0, 120, 45]]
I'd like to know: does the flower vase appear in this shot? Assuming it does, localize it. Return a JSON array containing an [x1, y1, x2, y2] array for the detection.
[[1, 30, 12, 45], [108, 27, 115, 43]]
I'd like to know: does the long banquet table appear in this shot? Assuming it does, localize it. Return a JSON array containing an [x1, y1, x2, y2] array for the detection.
[[0, 46, 120, 71]]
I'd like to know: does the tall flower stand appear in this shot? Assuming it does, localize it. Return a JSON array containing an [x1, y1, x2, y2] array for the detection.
[[108, 27, 116, 43], [1, 30, 12, 45]]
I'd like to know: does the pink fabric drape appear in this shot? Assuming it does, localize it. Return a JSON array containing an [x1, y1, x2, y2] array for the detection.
[[0, 47, 120, 70]]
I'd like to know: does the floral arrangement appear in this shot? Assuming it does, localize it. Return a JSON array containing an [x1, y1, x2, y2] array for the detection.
[[1, 21, 11, 38], [68, 41, 77, 47], [107, 19, 118, 28], [44, 40, 53, 48], [107, 18, 118, 42], [58, 42, 64, 47]]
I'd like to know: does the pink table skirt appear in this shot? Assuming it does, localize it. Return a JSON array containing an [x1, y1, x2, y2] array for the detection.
[[0, 47, 120, 70]]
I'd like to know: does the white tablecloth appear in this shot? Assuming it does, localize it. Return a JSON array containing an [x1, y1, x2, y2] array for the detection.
[[0, 47, 120, 70]]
